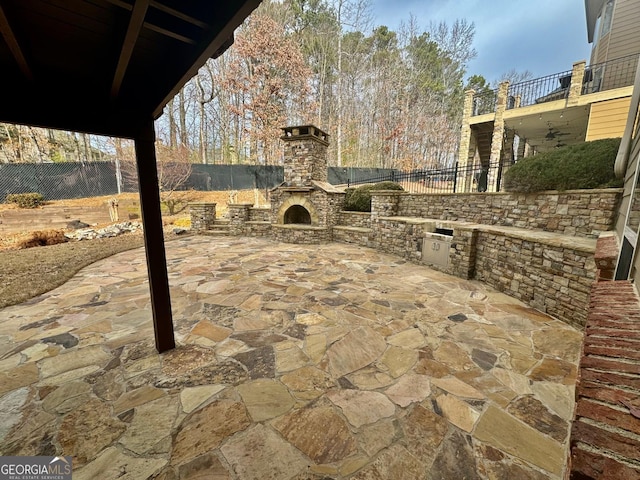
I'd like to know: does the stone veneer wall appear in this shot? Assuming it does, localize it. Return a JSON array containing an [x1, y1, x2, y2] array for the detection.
[[271, 225, 331, 244], [392, 189, 621, 238], [189, 203, 216, 232], [473, 228, 596, 328], [337, 211, 371, 228], [227, 204, 252, 236], [270, 189, 344, 229], [282, 136, 328, 185], [249, 207, 270, 222]]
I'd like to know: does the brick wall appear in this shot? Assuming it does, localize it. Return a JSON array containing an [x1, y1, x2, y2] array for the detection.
[[392, 189, 621, 238], [570, 280, 640, 479]]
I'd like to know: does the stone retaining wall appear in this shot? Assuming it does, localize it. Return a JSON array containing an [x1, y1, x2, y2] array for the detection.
[[379, 189, 621, 238], [337, 211, 371, 228], [473, 228, 596, 328], [249, 207, 270, 222], [271, 225, 331, 244], [332, 226, 373, 247]]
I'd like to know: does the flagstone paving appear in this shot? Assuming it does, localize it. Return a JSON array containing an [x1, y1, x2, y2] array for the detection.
[[0, 236, 582, 479]]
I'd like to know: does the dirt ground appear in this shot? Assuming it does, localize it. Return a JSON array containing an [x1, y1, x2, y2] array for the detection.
[[0, 189, 268, 307], [0, 188, 268, 250]]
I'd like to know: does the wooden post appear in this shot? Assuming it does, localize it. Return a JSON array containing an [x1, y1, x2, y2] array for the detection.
[[134, 120, 175, 353]]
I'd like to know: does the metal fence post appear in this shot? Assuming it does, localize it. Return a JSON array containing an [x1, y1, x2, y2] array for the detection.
[[453, 162, 459, 193]]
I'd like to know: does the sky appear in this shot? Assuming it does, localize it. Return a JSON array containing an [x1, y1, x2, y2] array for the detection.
[[369, 0, 593, 84]]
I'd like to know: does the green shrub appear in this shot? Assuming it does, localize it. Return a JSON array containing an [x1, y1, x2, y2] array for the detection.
[[6, 193, 44, 208], [503, 138, 623, 192], [343, 181, 404, 212]]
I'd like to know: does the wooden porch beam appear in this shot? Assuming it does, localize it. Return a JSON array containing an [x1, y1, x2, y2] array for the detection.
[[0, 4, 33, 81], [111, 0, 149, 99], [134, 120, 175, 353], [149, 2, 208, 29]]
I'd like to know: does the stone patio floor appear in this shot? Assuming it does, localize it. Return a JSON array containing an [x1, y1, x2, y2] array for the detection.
[[0, 236, 583, 480]]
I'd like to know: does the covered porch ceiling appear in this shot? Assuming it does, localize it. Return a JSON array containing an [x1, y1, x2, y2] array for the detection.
[[0, 0, 260, 138], [0, 0, 261, 352], [506, 105, 591, 153]]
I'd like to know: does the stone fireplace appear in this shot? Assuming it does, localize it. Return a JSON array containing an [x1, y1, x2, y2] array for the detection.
[[270, 125, 344, 244]]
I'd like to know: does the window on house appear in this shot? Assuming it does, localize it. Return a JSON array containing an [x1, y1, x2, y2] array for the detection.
[[601, 0, 614, 36]]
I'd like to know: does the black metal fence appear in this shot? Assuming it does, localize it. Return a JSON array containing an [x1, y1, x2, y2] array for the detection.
[[345, 162, 503, 193], [508, 69, 573, 109], [582, 53, 639, 95], [472, 89, 498, 116]]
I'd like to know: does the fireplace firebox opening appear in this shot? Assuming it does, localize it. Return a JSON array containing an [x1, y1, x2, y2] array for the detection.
[[284, 205, 312, 225]]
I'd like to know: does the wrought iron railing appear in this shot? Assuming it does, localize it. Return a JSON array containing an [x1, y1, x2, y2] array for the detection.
[[345, 162, 503, 193], [583, 53, 639, 95], [471, 89, 498, 116], [507, 69, 573, 109]]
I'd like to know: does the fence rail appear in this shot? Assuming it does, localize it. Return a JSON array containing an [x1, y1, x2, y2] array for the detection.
[[583, 53, 639, 95], [345, 162, 503, 193], [507, 69, 573, 109], [472, 89, 498, 116]]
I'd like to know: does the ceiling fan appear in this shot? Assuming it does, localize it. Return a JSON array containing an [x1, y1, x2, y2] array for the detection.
[[545, 127, 571, 141]]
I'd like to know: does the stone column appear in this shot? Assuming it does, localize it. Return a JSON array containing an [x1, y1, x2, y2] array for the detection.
[[499, 129, 516, 189], [457, 89, 476, 192], [281, 125, 329, 186], [568, 60, 586, 105], [189, 203, 216, 232], [487, 81, 509, 192], [228, 203, 252, 235], [516, 137, 527, 160]]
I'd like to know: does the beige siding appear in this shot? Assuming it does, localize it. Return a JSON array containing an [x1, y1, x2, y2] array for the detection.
[[629, 135, 640, 284], [586, 97, 633, 140], [608, 0, 640, 60], [616, 137, 638, 237]]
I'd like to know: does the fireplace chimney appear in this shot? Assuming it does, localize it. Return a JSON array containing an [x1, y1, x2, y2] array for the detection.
[[281, 125, 329, 186]]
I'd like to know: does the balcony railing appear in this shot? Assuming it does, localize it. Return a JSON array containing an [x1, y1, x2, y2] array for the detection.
[[582, 53, 639, 95], [507, 69, 573, 109], [471, 89, 498, 116]]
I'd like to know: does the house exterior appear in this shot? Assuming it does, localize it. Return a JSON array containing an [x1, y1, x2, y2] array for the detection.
[[457, 0, 640, 192]]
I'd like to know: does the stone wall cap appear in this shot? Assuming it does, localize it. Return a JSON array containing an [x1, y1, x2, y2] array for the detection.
[[228, 203, 254, 207], [272, 224, 328, 231], [370, 190, 408, 196], [312, 181, 344, 193], [339, 210, 372, 216], [400, 188, 622, 197], [475, 224, 597, 252], [281, 125, 330, 146], [189, 202, 217, 206]]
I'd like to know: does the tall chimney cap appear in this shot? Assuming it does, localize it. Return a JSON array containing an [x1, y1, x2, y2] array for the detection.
[[281, 125, 329, 145]]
